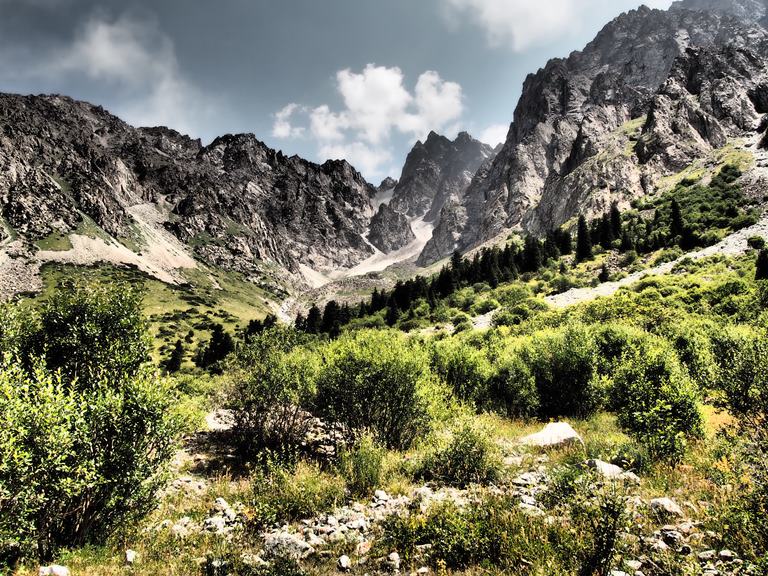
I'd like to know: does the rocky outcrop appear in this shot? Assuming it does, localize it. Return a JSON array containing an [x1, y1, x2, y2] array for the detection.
[[367, 203, 415, 253], [418, 3, 768, 264], [390, 131, 495, 221], [0, 93, 378, 284]]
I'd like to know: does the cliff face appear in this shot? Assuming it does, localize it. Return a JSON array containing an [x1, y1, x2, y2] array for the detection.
[[419, 2, 768, 264], [0, 94, 378, 282], [390, 131, 495, 222]]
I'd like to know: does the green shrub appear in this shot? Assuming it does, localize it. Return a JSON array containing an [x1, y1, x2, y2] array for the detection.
[[228, 328, 318, 458], [32, 281, 150, 384], [381, 490, 626, 575], [523, 324, 603, 419], [339, 433, 385, 497], [486, 347, 539, 418], [314, 330, 438, 450], [609, 338, 703, 462], [0, 284, 181, 562], [250, 460, 346, 528], [748, 236, 766, 250], [416, 420, 502, 488], [0, 359, 180, 561], [430, 338, 491, 404]]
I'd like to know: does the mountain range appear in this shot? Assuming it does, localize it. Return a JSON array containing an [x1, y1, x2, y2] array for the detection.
[[2, 0, 768, 299]]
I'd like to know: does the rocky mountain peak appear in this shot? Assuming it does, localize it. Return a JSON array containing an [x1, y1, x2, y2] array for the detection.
[[389, 131, 495, 221], [417, 1, 768, 264]]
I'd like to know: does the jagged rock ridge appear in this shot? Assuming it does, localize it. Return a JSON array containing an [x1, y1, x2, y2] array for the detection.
[[0, 94, 379, 285], [419, 1, 768, 264]]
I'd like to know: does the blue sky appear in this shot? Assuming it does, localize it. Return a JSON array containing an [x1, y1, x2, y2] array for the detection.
[[0, 0, 673, 182]]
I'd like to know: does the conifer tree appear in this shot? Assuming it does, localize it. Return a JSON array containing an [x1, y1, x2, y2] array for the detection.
[[600, 213, 614, 249], [576, 215, 593, 262], [164, 339, 184, 373], [610, 202, 622, 238], [670, 199, 685, 240], [756, 249, 768, 281], [305, 304, 322, 334]]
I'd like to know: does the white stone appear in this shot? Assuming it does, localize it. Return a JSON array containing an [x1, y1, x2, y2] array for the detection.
[[125, 549, 138, 565], [586, 459, 641, 484], [338, 555, 352, 571], [520, 422, 583, 449], [388, 551, 401, 570], [264, 531, 315, 560], [39, 567, 70, 576], [649, 497, 684, 518]]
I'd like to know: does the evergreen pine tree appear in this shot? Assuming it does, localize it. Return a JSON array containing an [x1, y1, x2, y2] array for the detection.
[[756, 249, 768, 280], [164, 339, 184, 373], [576, 215, 593, 262], [294, 312, 306, 331], [305, 304, 322, 334], [598, 265, 610, 283], [385, 303, 400, 327], [522, 235, 544, 272], [321, 300, 340, 334], [670, 199, 685, 240], [620, 231, 634, 252], [600, 213, 614, 249], [610, 202, 622, 238]]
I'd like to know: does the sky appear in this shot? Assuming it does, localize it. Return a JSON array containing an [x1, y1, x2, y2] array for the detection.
[[0, 0, 675, 183]]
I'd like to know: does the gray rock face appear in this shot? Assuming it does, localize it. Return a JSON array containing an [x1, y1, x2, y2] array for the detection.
[[0, 93, 377, 279], [390, 131, 495, 222], [418, 4, 768, 264], [368, 203, 415, 253]]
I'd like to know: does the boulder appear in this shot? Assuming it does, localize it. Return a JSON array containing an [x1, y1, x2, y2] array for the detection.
[[586, 459, 641, 484], [38, 567, 70, 576], [649, 497, 684, 519], [338, 555, 352, 571], [520, 422, 583, 449], [263, 531, 315, 560]]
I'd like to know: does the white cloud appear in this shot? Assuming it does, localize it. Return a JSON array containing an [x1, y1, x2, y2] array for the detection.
[[443, 0, 674, 51], [275, 64, 464, 180], [272, 103, 305, 139], [45, 14, 212, 136], [479, 123, 509, 146]]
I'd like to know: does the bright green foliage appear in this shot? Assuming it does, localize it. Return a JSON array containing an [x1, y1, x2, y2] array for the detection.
[[523, 324, 603, 419], [32, 281, 151, 384], [228, 328, 318, 457], [381, 489, 627, 575], [485, 346, 539, 418], [416, 419, 501, 488], [430, 337, 492, 403], [0, 359, 179, 561], [338, 433, 386, 497], [609, 338, 703, 462], [314, 330, 439, 450], [0, 283, 181, 562], [250, 460, 346, 528]]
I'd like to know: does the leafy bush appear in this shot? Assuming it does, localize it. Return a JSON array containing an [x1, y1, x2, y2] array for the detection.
[[250, 460, 346, 528], [314, 330, 439, 450], [430, 338, 491, 404], [485, 347, 539, 418], [523, 323, 603, 419], [0, 283, 181, 562], [609, 338, 703, 462], [748, 236, 766, 250], [228, 328, 318, 458], [338, 433, 385, 497], [416, 420, 502, 488], [381, 489, 626, 575], [0, 360, 179, 562]]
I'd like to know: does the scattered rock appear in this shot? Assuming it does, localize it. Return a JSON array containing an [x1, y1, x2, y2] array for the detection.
[[125, 549, 138, 565], [649, 497, 684, 519], [338, 554, 352, 571], [586, 459, 641, 484], [38, 567, 70, 576], [520, 422, 583, 449], [263, 531, 315, 560], [387, 551, 401, 571]]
